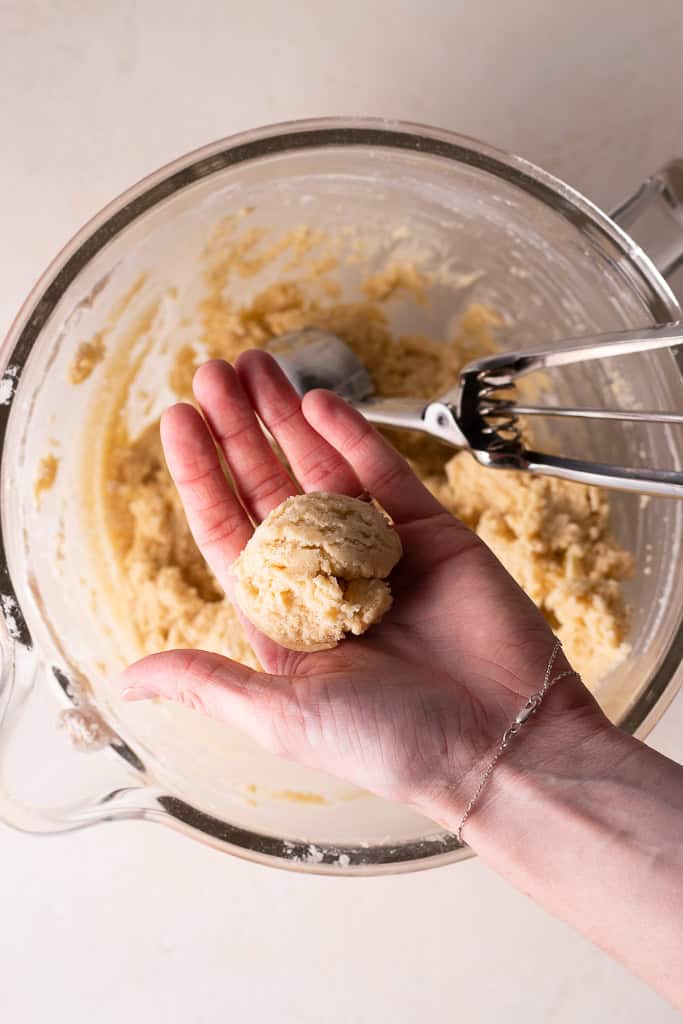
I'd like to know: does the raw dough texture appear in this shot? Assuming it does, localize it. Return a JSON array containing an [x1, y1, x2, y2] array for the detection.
[[233, 493, 403, 651], [98, 215, 632, 686]]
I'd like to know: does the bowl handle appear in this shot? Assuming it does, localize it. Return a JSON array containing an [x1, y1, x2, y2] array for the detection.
[[611, 160, 683, 294], [0, 631, 154, 835]]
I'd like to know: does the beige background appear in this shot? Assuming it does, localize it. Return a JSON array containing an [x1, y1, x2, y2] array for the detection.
[[2, 1, 683, 1020]]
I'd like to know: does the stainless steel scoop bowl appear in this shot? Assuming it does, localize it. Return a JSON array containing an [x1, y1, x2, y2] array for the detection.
[[270, 323, 683, 497]]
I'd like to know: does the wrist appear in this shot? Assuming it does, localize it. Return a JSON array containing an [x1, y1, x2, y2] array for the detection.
[[413, 672, 683, 1011], [462, 700, 620, 851], [417, 677, 619, 843]]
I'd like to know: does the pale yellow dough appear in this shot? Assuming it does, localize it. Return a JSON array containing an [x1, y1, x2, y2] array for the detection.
[[100, 216, 632, 687], [233, 493, 403, 652]]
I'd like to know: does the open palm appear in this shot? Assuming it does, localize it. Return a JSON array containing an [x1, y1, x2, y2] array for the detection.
[[121, 351, 591, 819]]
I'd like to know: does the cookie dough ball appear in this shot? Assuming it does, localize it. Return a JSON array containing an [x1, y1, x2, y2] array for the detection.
[[233, 492, 403, 652]]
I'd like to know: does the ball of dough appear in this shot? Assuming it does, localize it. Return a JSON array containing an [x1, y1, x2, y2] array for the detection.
[[233, 492, 403, 652]]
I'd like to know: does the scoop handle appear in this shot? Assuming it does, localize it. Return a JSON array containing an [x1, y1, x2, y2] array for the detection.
[[472, 448, 683, 498], [355, 397, 468, 448], [354, 396, 431, 430]]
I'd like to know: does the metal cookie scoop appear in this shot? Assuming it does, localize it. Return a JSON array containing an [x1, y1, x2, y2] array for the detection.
[[268, 325, 683, 498]]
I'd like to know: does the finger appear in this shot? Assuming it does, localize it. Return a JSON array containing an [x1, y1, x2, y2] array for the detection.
[[236, 350, 362, 496], [302, 389, 445, 523], [161, 402, 314, 674], [119, 648, 309, 760], [160, 404, 252, 580], [193, 359, 296, 522]]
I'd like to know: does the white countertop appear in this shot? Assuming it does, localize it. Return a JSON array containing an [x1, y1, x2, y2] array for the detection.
[[2, 2, 683, 1020]]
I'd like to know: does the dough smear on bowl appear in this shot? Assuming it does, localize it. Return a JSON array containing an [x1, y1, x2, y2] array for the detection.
[[233, 492, 403, 651]]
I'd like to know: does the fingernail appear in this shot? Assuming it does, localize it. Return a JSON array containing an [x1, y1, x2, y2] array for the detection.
[[121, 685, 157, 702]]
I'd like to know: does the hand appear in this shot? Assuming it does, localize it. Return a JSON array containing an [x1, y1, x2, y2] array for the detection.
[[120, 352, 599, 823]]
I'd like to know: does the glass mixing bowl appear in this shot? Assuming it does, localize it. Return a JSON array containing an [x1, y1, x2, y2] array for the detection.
[[1, 118, 682, 874]]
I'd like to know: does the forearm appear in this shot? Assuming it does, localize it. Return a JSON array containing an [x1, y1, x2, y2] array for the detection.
[[429, 705, 683, 1008]]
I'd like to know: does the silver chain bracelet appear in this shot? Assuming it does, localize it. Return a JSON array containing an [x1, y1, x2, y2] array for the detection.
[[456, 640, 579, 845]]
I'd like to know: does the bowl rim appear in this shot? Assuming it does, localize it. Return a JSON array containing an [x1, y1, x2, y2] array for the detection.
[[1, 115, 681, 874]]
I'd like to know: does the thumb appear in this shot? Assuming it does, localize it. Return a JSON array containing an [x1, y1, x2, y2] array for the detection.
[[120, 648, 301, 757]]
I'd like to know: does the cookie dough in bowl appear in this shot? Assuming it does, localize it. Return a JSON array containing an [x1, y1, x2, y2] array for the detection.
[[233, 492, 403, 651], [11, 122, 683, 876]]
